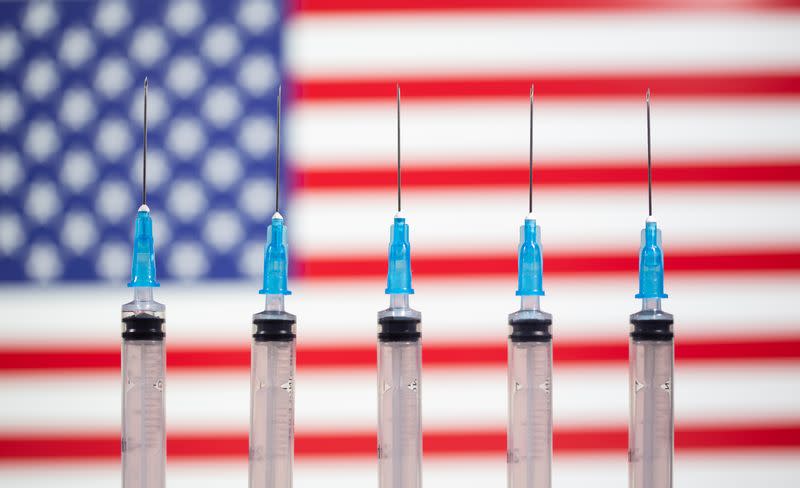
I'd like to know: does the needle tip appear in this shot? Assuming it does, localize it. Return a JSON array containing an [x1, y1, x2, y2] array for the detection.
[[645, 88, 653, 217], [142, 76, 148, 207], [528, 83, 534, 214], [396, 83, 401, 213], [275, 85, 282, 214]]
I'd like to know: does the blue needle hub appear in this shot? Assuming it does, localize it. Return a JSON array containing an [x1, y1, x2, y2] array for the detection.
[[260, 212, 291, 295], [128, 205, 159, 288], [635, 219, 668, 299], [516, 216, 544, 296], [385, 215, 414, 295]]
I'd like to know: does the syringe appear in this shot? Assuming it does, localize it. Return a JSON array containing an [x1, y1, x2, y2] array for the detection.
[[249, 86, 296, 488], [628, 89, 674, 488], [377, 85, 422, 488], [121, 78, 166, 488], [507, 85, 553, 488]]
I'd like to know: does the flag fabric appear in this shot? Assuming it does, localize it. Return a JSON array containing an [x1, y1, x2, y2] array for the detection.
[[1, 0, 799, 486]]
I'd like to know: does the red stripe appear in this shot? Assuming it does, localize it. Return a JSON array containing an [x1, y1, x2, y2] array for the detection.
[[1, 336, 798, 372], [293, 0, 800, 14], [298, 249, 800, 279], [295, 160, 800, 191], [293, 72, 800, 101], [1, 424, 798, 460]]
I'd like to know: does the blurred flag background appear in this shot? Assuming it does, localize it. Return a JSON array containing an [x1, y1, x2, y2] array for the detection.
[[1, 0, 799, 486]]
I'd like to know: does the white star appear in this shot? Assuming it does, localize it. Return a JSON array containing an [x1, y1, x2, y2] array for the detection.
[[239, 116, 275, 158], [95, 117, 132, 162], [0, 151, 23, 193], [25, 241, 63, 283], [95, 179, 133, 223], [24, 119, 61, 162], [238, 240, 264, 278], [203, 147, 242, 190], [60, 210, 98, 255], [129, 25, 169, 67], [238, 54, 278, 96], [166, 55, 206, 98], [150, 213, 172, 251], [237, 0, 277, 34], [0, 90, 22, 131], [167, 241, 209, 279], [0, 212, 25, 256], [59, 26, 96, 69], [60, 86, 97, 130], [23, 0, 59, 38], [166, 0, 206, 36], [0, 28, 23, 68], [202, 23, 241, 66], [95, 56, 132, 99], [94, 0, 131, 37], [203, 209, 244, 253], [96, 241, 130, 281], [202, 85, 242, 128], [166, 117, 205, 160], [131, 148, 170, 191], [238, 179, 275, 221], [129, 83, 169, 128], [167, 179, 207, 223], [24, 57, 59, 100], [60, 149, 97, 193]]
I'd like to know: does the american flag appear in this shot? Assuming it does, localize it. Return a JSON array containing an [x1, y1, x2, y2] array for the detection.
[[1, 0, 799, 486]]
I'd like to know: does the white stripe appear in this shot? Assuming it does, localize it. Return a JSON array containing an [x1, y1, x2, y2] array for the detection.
[[288, 98, 800, 165], [286, 13, 800, 78], [0, 275, 798, 345], [292, 187, 800, 255], [2, 364, 798, 432], [2, 455, 799, 486]]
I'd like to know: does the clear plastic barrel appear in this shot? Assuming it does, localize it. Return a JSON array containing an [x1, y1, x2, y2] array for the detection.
[[378, 340, 422, 488], [122, 338, 166, 488], [507, 340, 552, 488], [249, 339, 296, 488], [629, 338, 674, 488]]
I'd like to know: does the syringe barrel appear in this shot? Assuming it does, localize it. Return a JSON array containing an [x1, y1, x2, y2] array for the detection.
[[629, 313, 674, 488], [377, 316, 422, 488], [121, 312, 166, 488], [507, 316, 552, 488], [249, 316, 296, 488]]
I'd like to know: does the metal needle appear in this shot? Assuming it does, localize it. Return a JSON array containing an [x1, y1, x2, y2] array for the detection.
[[646, 88, 652, 217], [529, 83, 534, 214], [276, 85, 282, 214], [397, 84, 402, 213], [142, 77, 148, 206]]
